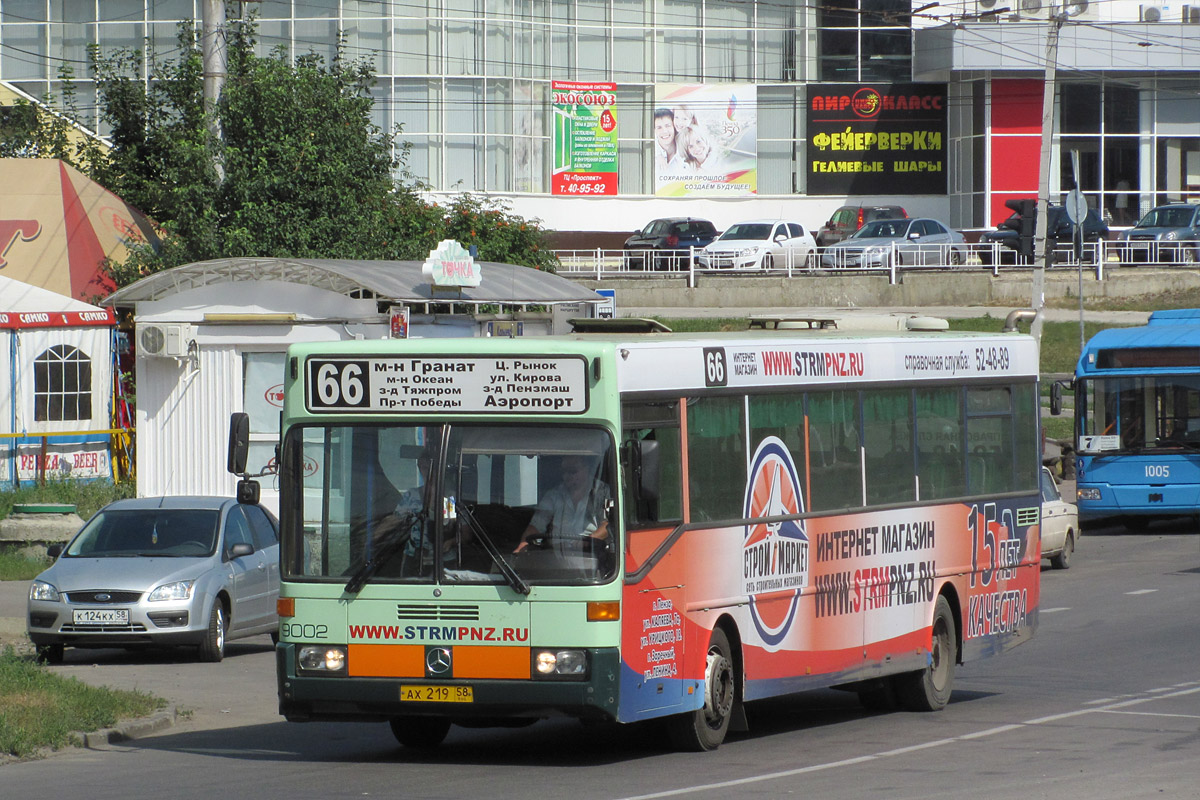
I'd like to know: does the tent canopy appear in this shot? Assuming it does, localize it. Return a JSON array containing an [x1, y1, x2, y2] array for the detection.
[[101, 257, 602, 308]]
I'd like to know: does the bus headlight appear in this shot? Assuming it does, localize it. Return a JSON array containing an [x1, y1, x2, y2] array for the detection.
[[298, 645, 347, 673], [533, 649, 588, 678], [1076, 487, 1101, 501]]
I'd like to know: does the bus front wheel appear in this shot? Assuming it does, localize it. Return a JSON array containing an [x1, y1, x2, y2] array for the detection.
[[895, 595, 956, 712], [666, 627, 736, 751], [389, 716, 451, 749]]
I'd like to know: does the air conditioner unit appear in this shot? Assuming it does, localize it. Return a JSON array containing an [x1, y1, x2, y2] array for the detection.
[[1063, 0, 1099, 19], [1011, 0, 1049, 20], [1140, 3, 1166, 22], [974, 0, 1002, 18], [138, 323, 195, 358], [1184, 5, 1200, 22]]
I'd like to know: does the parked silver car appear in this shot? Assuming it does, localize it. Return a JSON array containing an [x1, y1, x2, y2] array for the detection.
[[1117, 204, 1200, 264], [821, 218, 966, 269], [27, 496, 279, 663]]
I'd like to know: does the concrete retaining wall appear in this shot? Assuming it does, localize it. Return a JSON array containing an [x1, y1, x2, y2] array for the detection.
[[577, 267, 1200, 310]]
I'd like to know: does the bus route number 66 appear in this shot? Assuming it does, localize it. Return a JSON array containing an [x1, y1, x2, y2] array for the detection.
[[310, 360, 370, 408], [703, 347, 728, 387]]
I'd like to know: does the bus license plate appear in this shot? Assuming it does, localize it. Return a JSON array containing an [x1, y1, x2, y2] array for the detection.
[[73, 608, 129, 625], [400, 685, 473, 703]]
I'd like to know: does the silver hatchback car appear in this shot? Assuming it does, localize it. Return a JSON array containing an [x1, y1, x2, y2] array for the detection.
[[27, 496, 279, 663]]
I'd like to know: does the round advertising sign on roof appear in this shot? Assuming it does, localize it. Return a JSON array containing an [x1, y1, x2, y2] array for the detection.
[[423, 239, 481, 288]]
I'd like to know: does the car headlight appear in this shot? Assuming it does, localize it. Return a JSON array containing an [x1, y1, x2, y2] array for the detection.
[[1076, 487, 1102, 501], [298, 645, 347, 672], [533, 648, 589, 679], [29, 580, 60, 602], [148, 581, 194, 602], [738, 247, 761, 257]]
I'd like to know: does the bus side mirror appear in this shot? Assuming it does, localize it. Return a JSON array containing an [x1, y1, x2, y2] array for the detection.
[[1050, 382, 1063, 416], [637, 440, 660, 501], [228, 413, 250, 474], [621, 438, 661, 503], [237, 478, 261, 505]]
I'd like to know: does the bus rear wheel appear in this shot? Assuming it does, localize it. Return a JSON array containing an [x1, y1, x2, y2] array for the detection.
[[895, 595, 956, 711], [389, 716, 452, 749], [666, 627, 736, 751]]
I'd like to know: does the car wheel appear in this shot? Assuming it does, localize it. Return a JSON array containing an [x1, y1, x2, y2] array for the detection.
[[949, 248, 963, 266], [894, 595, 956, 711], [666, 627, 736, 751], [1050, 531, 1074, 570], [36, 643, 65, 665], [198, 602, 226, 663], [764, 253, 776, 270], [389, 716, 452, 749], [1183, 247, 1198, 265]]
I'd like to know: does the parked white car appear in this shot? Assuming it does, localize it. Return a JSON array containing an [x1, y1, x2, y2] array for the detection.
[[697, 219, 816, 270], [1040, 467, 1079, 569]]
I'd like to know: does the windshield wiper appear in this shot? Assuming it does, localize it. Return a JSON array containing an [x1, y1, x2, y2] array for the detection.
[[457, 503, 530, 595], [344, 511, 418, 595]]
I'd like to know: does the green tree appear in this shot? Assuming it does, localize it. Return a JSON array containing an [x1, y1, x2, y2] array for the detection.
[[79, 21, 555, 288], [0, 64, 106, 172]]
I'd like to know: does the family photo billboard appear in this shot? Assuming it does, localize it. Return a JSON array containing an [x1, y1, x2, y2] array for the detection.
[[551, 81, 619, 196], [806, 83, 948, 196], [654, 83, 757, 197]]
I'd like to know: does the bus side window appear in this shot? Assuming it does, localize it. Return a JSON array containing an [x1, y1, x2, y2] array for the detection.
[[621, 402, 683, 529]]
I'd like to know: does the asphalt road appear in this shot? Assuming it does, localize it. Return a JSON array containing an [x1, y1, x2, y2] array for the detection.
[[2, 516, 1198, 799]]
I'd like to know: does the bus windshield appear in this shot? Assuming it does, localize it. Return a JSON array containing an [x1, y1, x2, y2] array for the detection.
[[1079, 375, 1200, 452], [282, 423, 617, 587]]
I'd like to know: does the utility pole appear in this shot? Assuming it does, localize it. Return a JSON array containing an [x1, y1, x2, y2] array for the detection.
[[201, 0, 226, 183], [1031, 5, 1065, 344]]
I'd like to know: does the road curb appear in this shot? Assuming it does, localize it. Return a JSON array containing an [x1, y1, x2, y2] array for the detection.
[[76, 706, 180, 749]]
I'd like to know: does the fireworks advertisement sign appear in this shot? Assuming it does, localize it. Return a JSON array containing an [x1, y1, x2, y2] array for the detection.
[[806, 83, 948, 196]]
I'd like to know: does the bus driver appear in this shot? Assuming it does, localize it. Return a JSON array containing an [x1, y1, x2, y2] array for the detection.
[[514, 454, 611, 555]]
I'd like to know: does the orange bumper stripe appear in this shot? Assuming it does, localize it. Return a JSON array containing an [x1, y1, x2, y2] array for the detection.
[[451, 646, 530, 679], [348, 644, 425, 677]]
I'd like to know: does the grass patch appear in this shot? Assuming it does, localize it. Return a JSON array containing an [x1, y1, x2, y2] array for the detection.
[[1045, 285, 1200, 313], [0, 480, 135, 523], [0, 648, 165, 760], [654, 316, 748, 332], [0, 552, 51, 582]]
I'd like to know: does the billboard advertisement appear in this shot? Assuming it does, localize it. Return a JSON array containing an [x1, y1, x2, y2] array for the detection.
[[806, 83, 948, 196], [654, 83, 757, 197], [551, 81, 618, 196]]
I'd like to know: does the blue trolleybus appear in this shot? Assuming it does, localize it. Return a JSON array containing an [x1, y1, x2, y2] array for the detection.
[[1075, 309, 1200, 523]]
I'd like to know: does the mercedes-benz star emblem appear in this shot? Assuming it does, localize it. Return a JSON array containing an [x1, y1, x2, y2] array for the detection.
[[426, 647, 452, 675]]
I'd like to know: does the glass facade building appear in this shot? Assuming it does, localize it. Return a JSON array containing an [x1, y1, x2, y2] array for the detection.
[[1, 1, 1197, 234]]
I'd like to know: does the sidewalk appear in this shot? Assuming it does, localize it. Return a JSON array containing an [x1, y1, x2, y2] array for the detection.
[[0, 580, 279, 750]]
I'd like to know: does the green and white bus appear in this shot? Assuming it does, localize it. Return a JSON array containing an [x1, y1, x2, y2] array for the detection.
[[230, 322, 1043, 751]]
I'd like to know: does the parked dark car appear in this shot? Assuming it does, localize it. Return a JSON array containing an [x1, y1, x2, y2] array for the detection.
[[978, 201, 1109, 265], [1117, 204, 1200, 264], [624, 217, 719, 270], [816, 204, 908, 248]]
